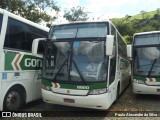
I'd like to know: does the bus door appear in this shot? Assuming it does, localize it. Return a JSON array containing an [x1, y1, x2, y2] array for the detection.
[[107, 35, 117, 102], [108, 54, 117, 102], [118, 57, 128, 93]]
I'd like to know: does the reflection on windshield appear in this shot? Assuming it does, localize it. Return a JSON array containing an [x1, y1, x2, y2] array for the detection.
[[42, 41, 107, 83], [134, 34, 160, 46], [134, 47, 160, 76], [72, 41, 106, 82]]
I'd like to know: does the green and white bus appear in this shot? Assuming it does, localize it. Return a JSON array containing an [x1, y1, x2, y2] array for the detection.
[[0, 8, 49, 111], [32, 21, 130, 110], [128, 31, 160, 95]]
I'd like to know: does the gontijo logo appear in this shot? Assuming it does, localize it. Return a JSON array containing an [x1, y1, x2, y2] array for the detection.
[[25, 58, 42, 67], [5, 52, 42, 70]]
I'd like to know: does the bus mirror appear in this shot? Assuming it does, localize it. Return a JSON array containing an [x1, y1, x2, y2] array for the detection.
[[32, 38, 46, 57], [127, 45, 132, 59], [106, 35, 114, 56]]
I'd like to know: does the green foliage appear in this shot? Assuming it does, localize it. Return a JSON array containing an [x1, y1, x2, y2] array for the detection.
[[111, 10, 160, 44], [0, 0, 60, 25], [123, 35, 132, 45], [0, 0, 25, 13], [63, 6, 88, 22]]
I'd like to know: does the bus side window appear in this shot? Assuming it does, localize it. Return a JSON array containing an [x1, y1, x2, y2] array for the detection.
[[28, 26, 48, 53], [120, 59, 124, 70], [4, 18, 27, 50], [4, 17, 47, 52], [120, 58, 129, 70], [0, 13, 3, 34], [109, 43, 117, 85], [109, 25, 117, 85], [117, 33, 127, 58]]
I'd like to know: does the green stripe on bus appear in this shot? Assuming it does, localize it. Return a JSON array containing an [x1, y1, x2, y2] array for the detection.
[[133, 76, 146, 81], [60, 82, 107, 90], [42, 79, 107, 90], [155, 78, 160, 81], [41, 79, 52, 87], [5, 52, 42, 71], [5, 52, 16, 70], [133, 75, 160, 82]]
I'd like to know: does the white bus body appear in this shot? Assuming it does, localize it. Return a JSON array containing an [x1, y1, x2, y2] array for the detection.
[[132, 31, 160, 95], [32, 21, 130, 110], [0, 8, 49, 111]]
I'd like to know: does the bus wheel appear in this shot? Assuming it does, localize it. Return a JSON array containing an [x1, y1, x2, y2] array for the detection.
[[4, 89, 23, 111]]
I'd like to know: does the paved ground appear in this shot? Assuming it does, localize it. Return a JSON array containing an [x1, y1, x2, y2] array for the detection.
[[1, 84, 160, 119]]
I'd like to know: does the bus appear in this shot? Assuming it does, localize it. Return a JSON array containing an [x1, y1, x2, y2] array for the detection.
[[128, 31, 160, 95], [0, 8, 49, 111], [32, 21, 130, 110]]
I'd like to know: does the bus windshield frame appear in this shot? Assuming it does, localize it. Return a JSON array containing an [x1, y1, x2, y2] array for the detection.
[[133, 33, 160, 77], [42, 22, 109, 84]]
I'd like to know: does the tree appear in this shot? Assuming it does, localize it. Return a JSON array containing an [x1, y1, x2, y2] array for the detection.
[[25, 0, 60, 24], [63, 6, 88, 21], [123, 35, 132, 44], [157, 8, 160, 15], [0, 0, 60, 25], [0, 0, 25, 13], [140, 10, 146, 19]]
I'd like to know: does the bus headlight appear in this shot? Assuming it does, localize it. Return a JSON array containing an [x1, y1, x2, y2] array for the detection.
[[88, 88, 107, 95], [41, 84, 52, 91]]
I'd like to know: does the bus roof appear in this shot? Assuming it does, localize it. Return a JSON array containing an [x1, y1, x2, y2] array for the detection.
[[52, 20, 112, 26], [0, 8, 49, 32], [134, 31, 160, 36]]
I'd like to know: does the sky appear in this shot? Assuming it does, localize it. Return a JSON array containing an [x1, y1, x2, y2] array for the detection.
[[53, 0, 160, 23]]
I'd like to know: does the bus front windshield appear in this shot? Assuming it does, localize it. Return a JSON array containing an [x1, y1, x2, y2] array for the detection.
[[42, 23, 108, 83], [133, 34, 160, 77]]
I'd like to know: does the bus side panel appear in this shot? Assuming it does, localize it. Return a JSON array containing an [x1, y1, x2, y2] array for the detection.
[[1, 72, 41, 105], [2, 50, 42, 103]]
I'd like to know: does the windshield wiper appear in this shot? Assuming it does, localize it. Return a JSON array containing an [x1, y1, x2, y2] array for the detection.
[[51, 41, 86, 83], [134, 49, 140, 68], [147, 58, 157, 77], [72, 60, 85, 83], [53, 59, 68, 80], [136, 55, 140, 68]]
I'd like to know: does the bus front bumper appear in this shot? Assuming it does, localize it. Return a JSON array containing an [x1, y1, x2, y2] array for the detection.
[[41, 89, 111, 110], [133, 82, 160, 95]]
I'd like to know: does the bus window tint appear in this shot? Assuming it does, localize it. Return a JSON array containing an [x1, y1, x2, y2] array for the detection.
[[117, 33, 127, 58], [4, 17, 48, 52], [134, 34, 159, 46], [0, 13, 3, 34], [38, 41, 46, 53]]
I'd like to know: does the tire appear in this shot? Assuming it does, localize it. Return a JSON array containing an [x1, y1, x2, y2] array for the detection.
[[3, 88, 23, 111]]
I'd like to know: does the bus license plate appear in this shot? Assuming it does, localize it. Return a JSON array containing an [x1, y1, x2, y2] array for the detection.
[[63, 98, 75, 103]]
